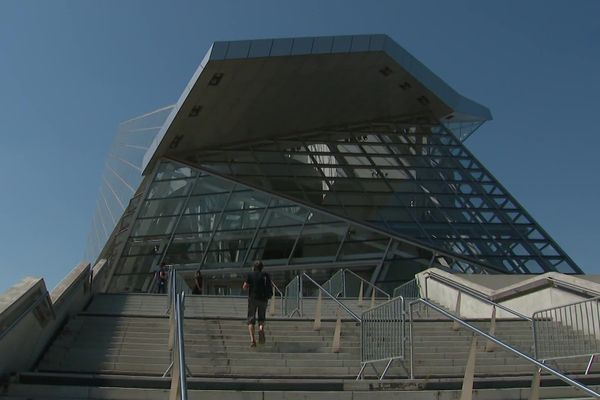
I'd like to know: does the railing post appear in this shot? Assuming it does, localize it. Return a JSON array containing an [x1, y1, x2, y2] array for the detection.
[[299, 275, 304, 317], [269, 292, 276, 317], [586, 355, 596, 375], [460, 335, 478, 400], [528, 367, 541, 400], [358, 281, 364, 306], [168, 310, 175, 352], [452, 292, 462, 331], [370, 287, 376, 309], [332, 307, 342, 353], [409, 301, 415, 379], [314, 290, 322, 331], [169, 349, 181, 400], [485, 305, 497, 352]]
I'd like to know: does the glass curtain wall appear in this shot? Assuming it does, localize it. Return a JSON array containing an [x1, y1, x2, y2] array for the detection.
[[108, 159, 495, 292], [179, 122, 580, 275]]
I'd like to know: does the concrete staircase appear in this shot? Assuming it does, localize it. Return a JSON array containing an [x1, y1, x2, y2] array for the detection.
[[84, 293, 387, 319], [2, 294, 600, 399]]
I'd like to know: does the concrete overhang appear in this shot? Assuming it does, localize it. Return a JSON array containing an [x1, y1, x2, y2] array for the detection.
[[142, 34, 492, 175]]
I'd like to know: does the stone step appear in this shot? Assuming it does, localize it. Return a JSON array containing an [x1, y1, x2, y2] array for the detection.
[[4, 380, 600, 400]]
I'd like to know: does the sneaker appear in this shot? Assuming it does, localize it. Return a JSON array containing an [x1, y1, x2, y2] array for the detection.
[[258, 330, 265, 344], [250, 340, 257, 348]]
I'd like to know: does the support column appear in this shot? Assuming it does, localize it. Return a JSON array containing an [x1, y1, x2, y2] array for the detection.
[[357, 281, 364, 306], [485, 305, 497, 352], [528, 367, 541, 400], [313, 291, 322, 331], [332, 307, 342, 353], [452, 292, 462, 331], [460, 335, 478, 400], [370, 288, 376, 309]]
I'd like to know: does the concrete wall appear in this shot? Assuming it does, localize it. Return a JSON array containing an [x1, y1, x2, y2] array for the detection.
[[0, 260, 107, 379], [416, 268, 600, 320]]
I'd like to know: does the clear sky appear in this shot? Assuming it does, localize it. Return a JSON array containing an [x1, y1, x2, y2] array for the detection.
[[0, 0, 598, 294]]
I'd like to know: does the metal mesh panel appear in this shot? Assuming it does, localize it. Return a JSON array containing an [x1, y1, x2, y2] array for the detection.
[[533, 297, 600, 360], [284, 275, 301, 316], [393, 279, 420, 300], [322, 269, 345, 297], [361, 296, 405, 363]]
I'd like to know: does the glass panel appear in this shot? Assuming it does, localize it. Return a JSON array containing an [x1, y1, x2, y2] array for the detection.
[[176, 213, 220, 234], [147, 179, 193, 199], [155, 162, 195, 180], [192, 175, 234, 195], [291, 221, 347, 263], [185, 193, 229, 214], [260, 206, 308, 228], [218, 209, 264, 231], [204, 229, 255, 265], [138, 197, 184, 218], [339, 227, 388, 261], [249, 227, 299, 263], [166, 232, 213, 264], [225, 190, 269, 211], [132, 216, 177, 237]]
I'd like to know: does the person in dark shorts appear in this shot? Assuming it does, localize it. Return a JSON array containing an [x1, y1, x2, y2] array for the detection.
[[156, 262, 169, 294], [192, 270, 203, 295], [242, 260, 272, 347]]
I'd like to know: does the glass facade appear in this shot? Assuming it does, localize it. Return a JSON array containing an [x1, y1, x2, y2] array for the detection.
[[86, 35, 582, 293], [176, 121, 580, 275]]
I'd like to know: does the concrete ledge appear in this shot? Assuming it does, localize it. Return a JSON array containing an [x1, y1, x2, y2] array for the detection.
[[0, 277, 46, 323], [51, 262, 90, 307], [417, 268, 600, 318]]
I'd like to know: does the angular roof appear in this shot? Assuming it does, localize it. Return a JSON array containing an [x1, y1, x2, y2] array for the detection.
[[142, 34, 491, 174]]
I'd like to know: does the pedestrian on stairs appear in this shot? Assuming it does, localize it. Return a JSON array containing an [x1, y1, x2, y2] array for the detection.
[[192, 270, 203, 295], [242, 260, 273, 347], [156, 262, 169, 294]]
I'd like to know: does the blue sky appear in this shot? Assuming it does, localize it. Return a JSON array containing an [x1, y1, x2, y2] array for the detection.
[[0, 0, 598, 293]]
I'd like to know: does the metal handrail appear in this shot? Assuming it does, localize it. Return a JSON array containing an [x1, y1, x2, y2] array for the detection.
[[547, 277, 600, 298], [167, 268, 176, 313], [302, 273, 361, 322], [409, 298, 600, 399], [425, 271, 532, 321], [343, 269, 391, 299], [174, 292, 188, 400]]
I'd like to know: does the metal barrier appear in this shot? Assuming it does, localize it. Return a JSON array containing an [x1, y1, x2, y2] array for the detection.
[[284, 275, 301, 317], [409, 298, 600, 399], [322, 269, 345, 297], [321, 269, 390, 300], [357, 295, 405, 379], [302, 273, 361, 321], [533, 297, 600, 362], [343, 269, 390, 300], [271, 282, 285, 317], [392, 278, 420, 299]]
